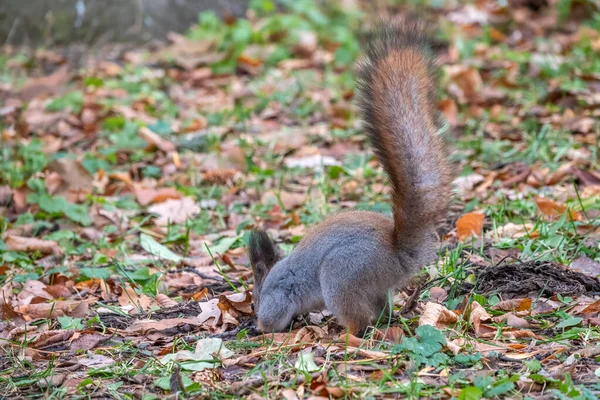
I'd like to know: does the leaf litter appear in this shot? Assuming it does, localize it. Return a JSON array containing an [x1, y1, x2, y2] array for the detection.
[[1, 0, 600, 398]]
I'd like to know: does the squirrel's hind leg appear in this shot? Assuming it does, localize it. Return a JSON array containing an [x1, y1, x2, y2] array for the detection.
[[324, 291, 383, 336]]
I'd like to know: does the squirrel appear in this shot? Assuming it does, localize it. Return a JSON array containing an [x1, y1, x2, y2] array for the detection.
[[248, 19, 453, 334]]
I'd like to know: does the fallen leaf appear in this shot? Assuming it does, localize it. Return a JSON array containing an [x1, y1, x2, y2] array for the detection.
[[5, 235, 63, 256], [456, 212, 485, 241], [445, 65, 483, 103], [156, 294, 178, 308], [13, 299, 94, 319], [118, 285, 152, 313], [139, 126, 176, 153], [30, 329, 74, 348], [492, 298, 532, 312], [419, 302, 459, 329], [18, 65, 70, 101], [284, 154, 340, 170], [495, 223, 538, 239], [78, 354, 115, 368], [469, 301, 495, 338], [140, 233, 183, 262], [70, 333, 110, 352], [506, 314, 530, 329], [197, 299, 222, 326], [125, 318, 203, 335], [535, 197, 581, 221], [45, 158, 94, 198], [570, 255, 600, 278], [429, 287, 448, 303], [148, 197, 200, 226], [134, 186, 182, 206], [160, 337, 233, 371]]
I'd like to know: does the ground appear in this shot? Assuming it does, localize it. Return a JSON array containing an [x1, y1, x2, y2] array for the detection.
[[0, 0, 600, 399]]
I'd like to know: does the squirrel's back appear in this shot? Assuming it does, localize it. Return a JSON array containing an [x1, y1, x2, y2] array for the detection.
[[356, 19, 452, 254]]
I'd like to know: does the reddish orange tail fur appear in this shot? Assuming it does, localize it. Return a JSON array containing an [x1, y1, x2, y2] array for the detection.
[[356, 19, 452, 250]]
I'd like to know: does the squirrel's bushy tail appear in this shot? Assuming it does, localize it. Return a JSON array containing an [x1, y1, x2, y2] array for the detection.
[[356, 18, 452, 251]]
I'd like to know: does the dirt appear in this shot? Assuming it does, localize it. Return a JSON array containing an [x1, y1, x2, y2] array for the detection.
[[463, 260, 600, 298]]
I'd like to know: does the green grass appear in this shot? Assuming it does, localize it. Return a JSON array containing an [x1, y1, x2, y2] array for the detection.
[[1, 0, 600, 398]]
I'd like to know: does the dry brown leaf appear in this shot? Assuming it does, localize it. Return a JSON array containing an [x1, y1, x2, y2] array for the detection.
[[506, 314, 530, 329], [45, 158, 94, 198], [578, 299, 600, 314], [504, 351, 541, 360], [156, 294, 178, 309], [429, 287, 448, 303], [535, 197, 581, 221], [218, 291, 253, 316], [446, 338, 464, 356], [372, 326, 404, 344], [30, 329, 74, 348], [134, 186, 182, 206], [148, 197, 200, 226], [13, 299, 95, 319], [139, 127, 176, 153], [419, 302, 459, 329], [469, 301, 495, 338], [570, 255, 600, 278], [70, 333, 109, 352], [438, 99, 459, 126], [495, 223, 538, 239], [5, 235, 63, 256], [292, 325, 327, 344], [445, 65, 483, 103], [456, 212, 485, 241], [124, 318, 203, 335], [44, 285, 72, 299], [501, 329, 543, 340], [492, 298, 532, 312], [18, 65, 70, 101], [118, 286, 152, 313]]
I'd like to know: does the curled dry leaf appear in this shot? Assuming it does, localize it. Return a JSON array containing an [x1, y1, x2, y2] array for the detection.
[[13, 299, 93, 319], [576, 299, 600, 314], [429, 287, 448, 303], [125, 318, 203, 335], [469, 301, 495, 338], [156, 294, 178, 309], [372, 326, 404, 344], [494, 222, 538, 239], [218, 291, 253, 316], [535, 197, 581, 222], [446, 338, 465, 356], [5, 235, 63, 256], [134, 186, 182, 206], [118, 285, 152, 313], [456, 212, 485, 241], [292, 325, 327, 344], [506, 314, 530, 329], [419, 302, 459, 329], [491, 298, 532, 312], [445, 65, 483, 104], [30, 329, 74, 349], [139, 126, 176, 153]]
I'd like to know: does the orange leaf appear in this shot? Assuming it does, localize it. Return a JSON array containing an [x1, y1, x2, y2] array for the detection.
[[516, 298, 532, 311], [456, 212, 485, 241], [535, 197, 581, 221]]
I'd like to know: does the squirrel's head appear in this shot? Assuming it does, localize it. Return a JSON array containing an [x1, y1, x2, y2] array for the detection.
[[248, 230, 294, 332]]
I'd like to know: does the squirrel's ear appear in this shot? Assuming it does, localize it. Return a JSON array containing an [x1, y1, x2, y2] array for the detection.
[[248, 229, 280, 283]]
